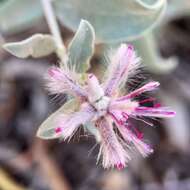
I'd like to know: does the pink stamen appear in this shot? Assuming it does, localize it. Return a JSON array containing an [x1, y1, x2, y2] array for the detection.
[[154, 103, 161, 108], [108, 111, 124, 125], [115, 163, 125, 170], [127, 44, 134, 51], [111, 111, 144, 140], [136, 132, 144, 139], [134, 107, 176, 117], [48, 68, 60, 77], [122, 112, 129, 120], [124, 123, 144, 140], [55, 127, 62, 134], [117, 82, 160, 101], [139, 97, 156, 104], [127, 44, 134, 57], [48, 69, 55, 77]]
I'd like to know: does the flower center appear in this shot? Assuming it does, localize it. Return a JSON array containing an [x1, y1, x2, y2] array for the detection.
[[93, 96, 110, 117]]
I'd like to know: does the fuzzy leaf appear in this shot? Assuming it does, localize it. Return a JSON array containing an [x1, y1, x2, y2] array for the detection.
[[67, 20, 95, 73], [37, 99, 80, 139], [167, 0, 190, 19], [3, 34, 57, 58], [0, 0, 42, 34], [54, 0, 166, 43]]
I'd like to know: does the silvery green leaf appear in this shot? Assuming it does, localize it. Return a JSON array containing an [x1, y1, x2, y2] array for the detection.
[[37, 99, 79, 139], [3, 34, 57, 58], [0, 0, 42, 34], [166, 0, 190, 20], [67, 20, 95, 73], [54, 0, 166, 43]]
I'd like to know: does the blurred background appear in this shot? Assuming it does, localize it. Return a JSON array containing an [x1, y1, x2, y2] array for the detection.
[[0, 0, 190, 190]]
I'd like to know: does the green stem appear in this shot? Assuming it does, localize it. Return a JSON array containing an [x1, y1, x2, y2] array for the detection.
[[41, 0, 67, 64], [132, 31, 177, 74]]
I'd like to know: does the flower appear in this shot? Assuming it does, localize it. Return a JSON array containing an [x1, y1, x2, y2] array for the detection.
[[42, 44, 175, 169]]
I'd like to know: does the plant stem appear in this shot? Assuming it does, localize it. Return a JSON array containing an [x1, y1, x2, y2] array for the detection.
[[41, 0, 67, 64], [132, 31, 177, 74]]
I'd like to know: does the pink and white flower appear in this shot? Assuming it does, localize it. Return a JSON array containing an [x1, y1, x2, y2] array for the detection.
[[43, 44, 175, 169]]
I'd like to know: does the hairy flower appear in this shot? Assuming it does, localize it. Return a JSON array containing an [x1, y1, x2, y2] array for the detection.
[[41, 44, 175, 169]]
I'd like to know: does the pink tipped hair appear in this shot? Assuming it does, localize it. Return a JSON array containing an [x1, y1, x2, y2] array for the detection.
[[103, 44, 141, 96], [96, 117, 130, 169], [45, 67, 87, 98]]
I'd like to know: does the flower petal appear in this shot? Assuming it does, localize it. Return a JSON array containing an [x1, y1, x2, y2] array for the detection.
[[57, 103, 96, 140], [109, 99, 138, 114], [132, 106, 176, 118], [117, 81, 160, 101], [46, 67, 87, 98], [84, 122, 101, 142], [116, 123, 153, 157], [104, 44, 140, 97], [96, 117, 130, 169], [87, 73, 104, 103]]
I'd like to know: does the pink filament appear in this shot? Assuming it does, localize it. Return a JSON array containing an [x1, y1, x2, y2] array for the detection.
[[48, 67, 61, 78], [154, 103, 161, 108], [110, 111, 144, 140], [125, 124, 143, 140], [115, 163, 125, 170], [117, 82, 160, 101], [108, 111, 124, 125], [122, 112, 128, 120], [55, 127, 62, 134], [139, 97, 156, 104]]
